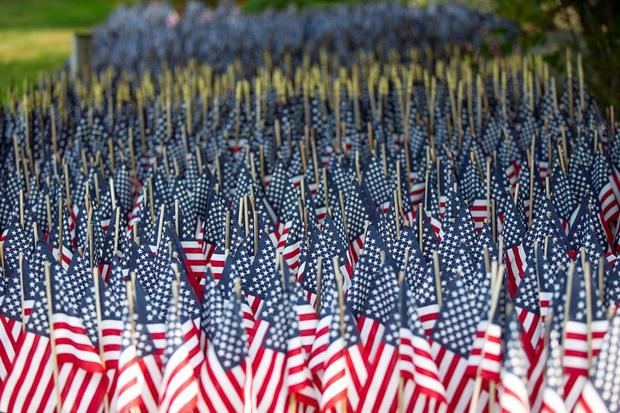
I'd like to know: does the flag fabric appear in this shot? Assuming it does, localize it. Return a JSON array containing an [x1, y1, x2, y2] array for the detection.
[[573, 312, 620, 413], [498, 312, 531, 413], [2, 17, 620, 413]]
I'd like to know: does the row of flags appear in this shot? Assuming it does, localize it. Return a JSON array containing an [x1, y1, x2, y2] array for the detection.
[[89, 2, 515, 77], [1, 49, 620, 413]]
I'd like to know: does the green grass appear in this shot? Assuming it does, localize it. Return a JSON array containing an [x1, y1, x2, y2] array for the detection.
[[0, 0, 132, 95], [0, 0, 127, 29]]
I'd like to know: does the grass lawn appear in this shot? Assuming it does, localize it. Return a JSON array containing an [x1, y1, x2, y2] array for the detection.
[[0, 0, 133, 95]]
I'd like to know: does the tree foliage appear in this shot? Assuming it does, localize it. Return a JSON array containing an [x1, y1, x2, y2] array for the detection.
[[494, 0, 620, 107]]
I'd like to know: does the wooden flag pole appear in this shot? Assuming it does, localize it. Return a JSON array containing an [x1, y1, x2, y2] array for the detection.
[[253, 209, 259, 257], [44, 262, 63, 413], [18, 252, 25, 323], [87, 208, 94, 270], [113, 207, 121, 256], [598, 256, 605, 307], [583, 259, 593, 370], [156, 205, 165, 251], [315, 257, 323, 315], [57, 197, 64, 265], [562, 263, 576, 361], [174, 200, 180, 237], [19, 190, 25, 228], [433, 251, 442, 307], [225, 211, 231, 258], [92, 266, 110, 413], [393, 191, 401, 238], [339, 190, 349, 239]]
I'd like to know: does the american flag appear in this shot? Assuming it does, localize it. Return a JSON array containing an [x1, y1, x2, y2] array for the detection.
[[541, 316, 568, 413], [591, 153, 619, 241], [502, 195, 528, 297], [498, 312, 531, 413], [573, 312, 620, 413], [514, 262, 544, 360], [398, 285, 447, 411], [319, 278, 368, 412], [111, 299, 149, 412], [218, 241, 256, 334], [158, 281, 200, 413], [357, 266, 401, 412], [357, 263, 400, 370], [0, 262, 107, 413], [563, 261, 608, 408], [0, 263, 28, 385], [243, 229, 277, 316], [50, 253, 105, 373], [430, 277, 491, 413], [348, 224, 389, 320], [249, 264, 319, 412], [199, 294, 250, 412], [300, 215, 348, 303], [126, 285, 163, 412]]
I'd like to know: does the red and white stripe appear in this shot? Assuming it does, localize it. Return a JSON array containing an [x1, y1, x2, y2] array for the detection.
[[206, 249, 227, 281], [505, 244, 527, 298], [399, 327, 447, 408], [248, 320, 288, 412], [358, 340, 400, 412], [437, 196, 447, 220], [539, 291, 553, 320], [506, 162, 521, 190], [573, 381, 609, 413], [158, 336, 199, 412], [598, 182, 619, 235], [52, 312, 105, 373], [0, 316, 22, 383], [427, 214, 444, 241], [199, 343, 248, 412], [409, 182, 425, 205], [52, 245, 73, 271], [69, 204, 79, 245], [417, 303, 440, 337], [466, 320, 489, 376], [563, 320, 608, 377], [295, 303, 318, 356], [469, 199, 490, 231], [181, 240, 208, 278], [564, 375, 589, 411], [100, 318, 122, 400], [478, 323, 503, 383], [527, 345, 546, 412], [146, 323, 167, 355], [283, 239, 302, 274], [611, 167, 620, 204], [346, 235, 365, 272], [308, 315, 330, 384], [271, 220, 291, 251], [0, 228, 8, 243], [0, 332, 107, 413], [541, 387, 569, 413], [357, 316, 385, 366], [516, 307, 544, 360], [538, 161, 550, 179], [499, 369, 530, 413], [137, 354, 164, 412], [111, 343, 143, 412], [286, 335, 320, 410], [431, 341, 484, 413], [320, 337, 367, 412], [315, 206, 328, 224]]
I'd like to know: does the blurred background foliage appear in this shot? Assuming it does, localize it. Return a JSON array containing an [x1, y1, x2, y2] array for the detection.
[[1, 0, 619, 107]]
